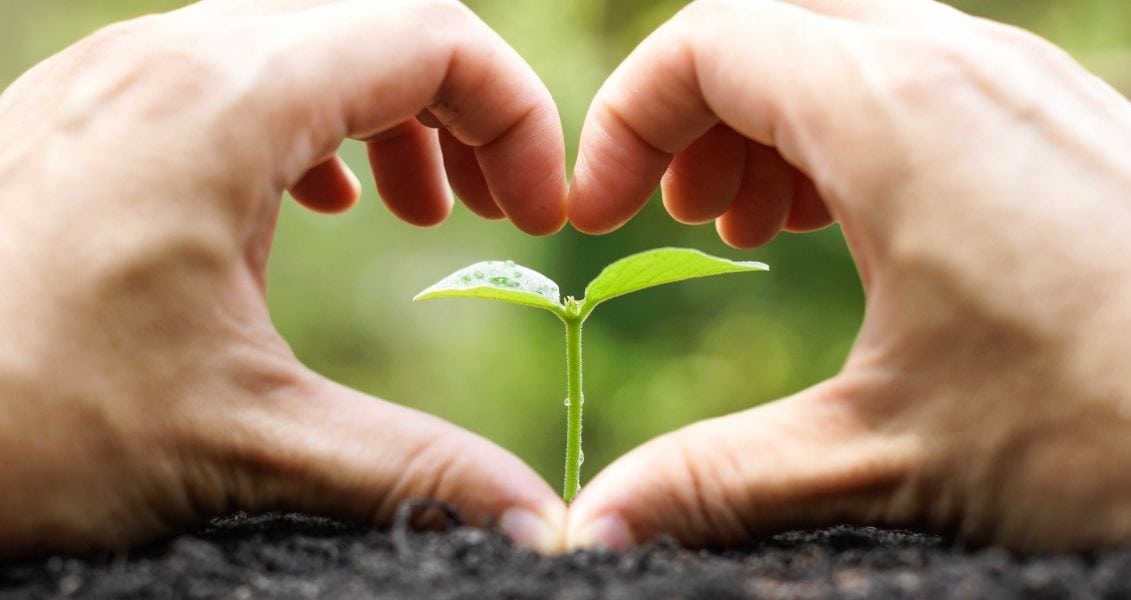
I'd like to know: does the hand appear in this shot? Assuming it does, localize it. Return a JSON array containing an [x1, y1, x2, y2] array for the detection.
[[0, 0, 568, 557], [566, 0, 1131, 552]]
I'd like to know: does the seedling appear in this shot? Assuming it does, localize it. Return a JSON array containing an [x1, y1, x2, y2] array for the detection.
[[415, 248, 768, 502]]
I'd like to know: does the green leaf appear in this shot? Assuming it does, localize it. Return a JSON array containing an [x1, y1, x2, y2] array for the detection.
[[581, 247, 767, 312], [414, 259, 564, 315]]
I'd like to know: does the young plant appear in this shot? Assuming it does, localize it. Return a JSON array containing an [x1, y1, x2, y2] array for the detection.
[[414, 247, 768, 502]]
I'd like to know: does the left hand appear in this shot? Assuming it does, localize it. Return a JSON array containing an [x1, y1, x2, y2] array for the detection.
[[0, 0, 568, 557]]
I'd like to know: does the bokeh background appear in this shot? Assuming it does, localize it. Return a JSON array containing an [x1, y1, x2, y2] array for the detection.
[[3, 0, 1129, 493]]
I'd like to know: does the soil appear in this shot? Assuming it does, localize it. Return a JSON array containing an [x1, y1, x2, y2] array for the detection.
[[2, 502, 1130, 599]]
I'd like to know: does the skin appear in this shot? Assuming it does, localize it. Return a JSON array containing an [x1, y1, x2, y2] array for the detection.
[[3, 0, 1131, 559], [566, 0, 1131, 552], [0, 0, 569, 558]]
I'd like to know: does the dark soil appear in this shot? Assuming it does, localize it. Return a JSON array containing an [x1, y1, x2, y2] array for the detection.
[[2, 502, 1130, 599]]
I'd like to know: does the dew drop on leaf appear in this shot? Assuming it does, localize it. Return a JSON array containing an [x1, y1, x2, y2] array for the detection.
[[489, 276, 520, 288], [414, 259, 562, 310]]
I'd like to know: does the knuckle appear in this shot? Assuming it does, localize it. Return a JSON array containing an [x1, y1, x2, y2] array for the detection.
[[78, 14, 154, 50], [409, 0, 475, 27], [974, 19, 1090, 89], [977, 19, 1061, 61], [682, 0, 742, 19], [58, 15, 238, 124], [878, 34, 990, 106], [667, 424, 751, 545], [676, 0, 744, 37], [125, 21, 238, 90], [50, 16, 154, 86], [875, 21, 1063, 112]]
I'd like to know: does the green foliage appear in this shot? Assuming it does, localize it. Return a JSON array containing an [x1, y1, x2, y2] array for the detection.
[[416, 248, 768, 500], [415, 260, 564, 315], [582, 248, 768, 312], [416, 248, 768, 322]]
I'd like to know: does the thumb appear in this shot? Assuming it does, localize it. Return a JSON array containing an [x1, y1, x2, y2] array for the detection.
[[189, 370, 566, 553], [565, 377, 921, 550]]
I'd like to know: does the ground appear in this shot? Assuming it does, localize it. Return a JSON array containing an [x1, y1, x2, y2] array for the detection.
[[2, 503, 1129, 599]]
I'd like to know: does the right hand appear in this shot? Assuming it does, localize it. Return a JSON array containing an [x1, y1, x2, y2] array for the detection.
[[566, 0, 1131, 552]]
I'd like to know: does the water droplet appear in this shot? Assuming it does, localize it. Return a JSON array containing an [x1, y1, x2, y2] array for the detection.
[[489, 276, 520, 288], [473, 271, 485, 279], [563, 397, 570, 407], [578, 450, 585, 465]]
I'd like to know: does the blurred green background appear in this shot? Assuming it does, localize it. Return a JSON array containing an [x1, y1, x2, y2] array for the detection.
[[3, 0, 1129, 492]]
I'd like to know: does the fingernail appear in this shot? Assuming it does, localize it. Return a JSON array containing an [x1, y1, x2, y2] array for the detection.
[[500, 507, 563, 554], [569, 514, 633, 550], [344, 165, 362, 193]]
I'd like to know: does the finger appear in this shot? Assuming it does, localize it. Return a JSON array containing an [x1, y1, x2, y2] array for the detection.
[[242, 1, 565, 234], [566, 378, 920, 550], [288, 154, 361, 214], [784, 172, 834, 232], [567, 1, 844, 234], [715, 141, 795, 249], [567, 0, 964, 235], [438, 127, 505, 220], [203, 372, 567, 553], [661, 124, 746, 225], [366, 120, 452, 227]]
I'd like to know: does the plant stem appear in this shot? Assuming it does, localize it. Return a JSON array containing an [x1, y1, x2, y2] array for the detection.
[[562, 314, 584, 502]]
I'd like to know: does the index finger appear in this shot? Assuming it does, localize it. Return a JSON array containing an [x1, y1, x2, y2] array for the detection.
[[222, 0, 567, 235], [567, 0, 939, 234]]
